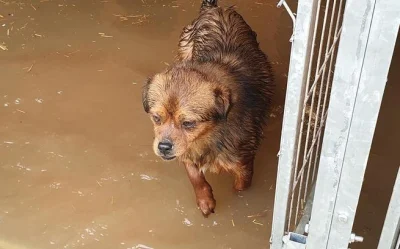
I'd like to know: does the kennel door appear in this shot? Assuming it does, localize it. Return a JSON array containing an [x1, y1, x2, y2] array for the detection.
[[271, 0, 346, 247], [271, 0, 399, 248]]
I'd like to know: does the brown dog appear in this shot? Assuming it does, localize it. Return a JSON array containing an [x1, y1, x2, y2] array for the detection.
[[142, 0, 274, 216]]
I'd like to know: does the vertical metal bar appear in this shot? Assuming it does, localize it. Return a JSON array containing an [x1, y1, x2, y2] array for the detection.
[[326, 0, 399, 244], [305, 0, 377, 247], [270, 0, 320, 247], [303, 0, 337, 202], [311, 0, 345, 183], [308, 0, 400, 247], [295, 185, 316, 235], [378, 167, 400, 249], [291, 0, 323, 227]]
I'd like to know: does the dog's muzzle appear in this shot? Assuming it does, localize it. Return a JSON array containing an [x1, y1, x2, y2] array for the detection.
[[158, 140, 176, 160]]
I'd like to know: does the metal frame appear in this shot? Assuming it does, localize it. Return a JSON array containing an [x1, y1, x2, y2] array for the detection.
[[378, 167, 400, 249], [270, 0, 320, 247], [287, 0, 345, 232], [271, 0, 399, 247], [306, 0, 400, 247], [271, 0, 347, 246]]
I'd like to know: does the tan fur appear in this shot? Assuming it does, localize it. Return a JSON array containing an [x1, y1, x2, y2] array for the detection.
[[143, 1, 274, 216]]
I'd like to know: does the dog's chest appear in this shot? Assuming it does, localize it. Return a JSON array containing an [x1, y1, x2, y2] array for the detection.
[[181, 148, 239, 173], [198, 157, 238, 174]]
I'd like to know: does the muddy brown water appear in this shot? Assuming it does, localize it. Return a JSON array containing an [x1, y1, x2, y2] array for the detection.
[[0, 1, 291, 249], [1, 0, 398, 249]]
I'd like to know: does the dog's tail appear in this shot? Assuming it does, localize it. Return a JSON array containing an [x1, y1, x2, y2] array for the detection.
[[201, 0, 218, 10]]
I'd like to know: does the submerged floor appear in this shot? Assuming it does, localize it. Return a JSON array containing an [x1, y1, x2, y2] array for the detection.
[[0, 1, 291, 248], [1, 1, 398, 248]]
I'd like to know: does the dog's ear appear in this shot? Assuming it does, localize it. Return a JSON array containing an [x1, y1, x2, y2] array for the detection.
[[142, 77, 152, 113], [214, 86, 231, 118]]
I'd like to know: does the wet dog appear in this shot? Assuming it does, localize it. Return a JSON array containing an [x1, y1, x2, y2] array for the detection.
[[142, 0, 274, 216]]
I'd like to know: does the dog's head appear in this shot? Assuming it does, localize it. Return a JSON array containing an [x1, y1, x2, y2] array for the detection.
[[142, 67, 231, 160]]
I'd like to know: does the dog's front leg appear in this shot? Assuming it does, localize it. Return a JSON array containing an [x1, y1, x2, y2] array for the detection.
[[184, 163, 216, 217], [233, 159, 254, 191]]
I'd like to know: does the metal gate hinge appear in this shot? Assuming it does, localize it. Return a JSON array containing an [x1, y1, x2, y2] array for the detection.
[[284, 233, 307, 243], [282, 233, 307, 249]]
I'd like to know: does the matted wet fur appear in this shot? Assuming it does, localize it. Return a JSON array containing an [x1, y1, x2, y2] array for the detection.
[[142, 0, 274, 216]]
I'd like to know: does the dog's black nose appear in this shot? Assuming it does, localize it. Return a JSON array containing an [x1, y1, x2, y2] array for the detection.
[[201, 0, 217, 8], [158, 141, 173, 154]]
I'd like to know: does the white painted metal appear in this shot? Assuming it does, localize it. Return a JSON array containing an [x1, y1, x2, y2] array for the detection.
[[326, 0, 400, 247], [288, 0, 324, 227], [282, 234, 307, 249], [294, 0, 345, 223], [271, 0, 399, 247], [311, 0, 345, 183], [270, 0, 320, 247], [295, 186, 315, 235], [271, 0, 348, 245], [306, 0, 400, 247], [277, 0, 296, 42], [305, 0, 375, 246], [287, 0, 345, 232], [378, 167, 400, 249]]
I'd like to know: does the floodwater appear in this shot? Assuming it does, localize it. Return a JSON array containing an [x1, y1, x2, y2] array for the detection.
[[0, 1, 292, 249], [2, 0, 397, 248]]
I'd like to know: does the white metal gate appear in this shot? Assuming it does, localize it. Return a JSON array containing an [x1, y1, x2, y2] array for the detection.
[[270, 0, 400, 248]]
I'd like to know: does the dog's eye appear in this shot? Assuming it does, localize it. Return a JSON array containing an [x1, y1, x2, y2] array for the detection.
[[152, 115, 161, 124], [182, 121, 196, 129]]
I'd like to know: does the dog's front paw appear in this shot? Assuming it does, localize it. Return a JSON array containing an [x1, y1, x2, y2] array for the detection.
[[196, 196, 216, 217]]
